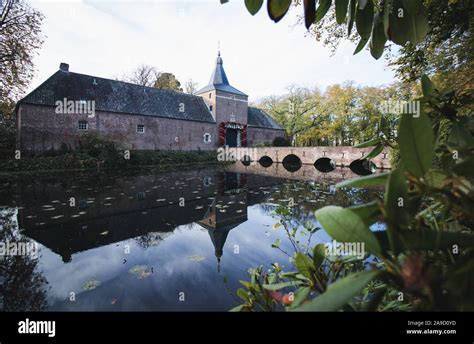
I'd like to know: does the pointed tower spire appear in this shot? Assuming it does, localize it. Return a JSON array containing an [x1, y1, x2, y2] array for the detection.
[[195, 50, 247, 96], [209, 50, 229, 86]]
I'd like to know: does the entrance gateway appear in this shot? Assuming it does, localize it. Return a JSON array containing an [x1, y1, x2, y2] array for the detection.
[[224, 122, 244, 147]]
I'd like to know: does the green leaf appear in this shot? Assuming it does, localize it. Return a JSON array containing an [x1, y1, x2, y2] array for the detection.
[[271, 238, 282, 248], [353, 36, 369, 54], [444, 252, 474, 311], [229, 304, 245, 312], [315, 206, 381, 255], [304, 0, 316, 29], [389, 0, 428, 45], [348, 201, 381, 226], [262, 280, 304, 291], [363, 144, 384, 160], [370, 14, 387, 59], [382, 0, 390, 38], [237, 288, 250, 302], [272, 222, 281, 230], [398, 111, 434, 178], [402, 0, 422, 15], [355, 138, 380, 148], [245, 0, 264, 15], [336, 172, 389, 188], [335, 0, 349, 24], [425, 169, 448, 188], [267, 0, 292, 22], [292, 270, 380, 311], [314, 0, 332, 24], [384, 169, 409, 253], [374, 228, 474, 253], [355, 0, 374, 40], [347, 0, 357, 35], [294, 252, 315, 279], [313, 243, 326, 268], [358, 0, 368, 9], [288, 287, 312, 309], [453, 157, 474, 177], [421, 74, 434, 97], [362, 285, 387, 311], [448, 122, 474, 149]]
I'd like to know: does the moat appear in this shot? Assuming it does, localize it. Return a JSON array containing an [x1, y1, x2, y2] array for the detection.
[[0, 164, 383, 311]]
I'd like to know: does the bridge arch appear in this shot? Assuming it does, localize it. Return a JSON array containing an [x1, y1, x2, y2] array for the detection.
[[241, 155, 252, 166], [282, 154, 302, 172], [314, 157, 336, 173], [349, 159, 376, 176], [259, 156, 273, 168]]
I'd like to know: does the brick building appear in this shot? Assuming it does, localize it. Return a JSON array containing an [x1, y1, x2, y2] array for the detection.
[[16, 52, 285, 151]]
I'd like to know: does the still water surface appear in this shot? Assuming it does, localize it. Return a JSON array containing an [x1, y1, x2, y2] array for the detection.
[[0, 163, 383, 311]]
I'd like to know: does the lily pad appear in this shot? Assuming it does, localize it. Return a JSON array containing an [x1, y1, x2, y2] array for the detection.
[[83, 278, 101, 291], [128, 265, 152, 279], [188, 255, 206, 262]]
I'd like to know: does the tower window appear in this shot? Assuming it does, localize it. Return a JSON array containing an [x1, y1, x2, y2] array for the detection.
[[137, 125, 145, 133], [209, 105, 213, 112], [209, 93, 212, 99], [78, 120, 88, 130]]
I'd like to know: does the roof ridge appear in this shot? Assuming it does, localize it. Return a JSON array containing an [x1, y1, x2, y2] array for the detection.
[[66, 70, 201, 99]]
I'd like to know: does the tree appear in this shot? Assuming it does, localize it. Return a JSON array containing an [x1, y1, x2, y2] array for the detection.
[[184, 78, 199, 94], [154, 72, 183, 92], [121, 66, 183, 92], [260, 86, 320, 146], [121, 64, 161, 87], [0, 0, 44, 101], [226, 0, 474, 312], [294, 0, 473, 101]]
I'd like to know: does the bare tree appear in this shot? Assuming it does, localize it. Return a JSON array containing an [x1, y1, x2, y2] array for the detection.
[[0, 0, 44, 101], [184, 79, 199, 95], [121, 64, 161, 87]]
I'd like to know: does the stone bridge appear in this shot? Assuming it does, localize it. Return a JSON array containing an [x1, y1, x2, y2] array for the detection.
[[227, 161, 366, 183], [228, 146, 391, 169]]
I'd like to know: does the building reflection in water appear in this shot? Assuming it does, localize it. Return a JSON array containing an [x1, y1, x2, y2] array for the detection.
[[198, 172, 248, 273], [16, 170, 280, 268]]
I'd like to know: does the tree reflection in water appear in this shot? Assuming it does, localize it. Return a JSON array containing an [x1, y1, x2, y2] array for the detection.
[[0, 209, 49, 311]]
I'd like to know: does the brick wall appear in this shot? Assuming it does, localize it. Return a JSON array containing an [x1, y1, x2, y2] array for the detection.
[[18, 104, 218, 151], [247, 127, 286, 146]]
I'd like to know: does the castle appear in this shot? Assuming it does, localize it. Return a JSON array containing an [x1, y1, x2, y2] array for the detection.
[[16, 52, 285, 151]]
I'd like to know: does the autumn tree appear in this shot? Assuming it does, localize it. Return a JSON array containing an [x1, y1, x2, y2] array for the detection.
[[260, 86, 320, 145], [0, 0, 44, 102], [154, 72, 183, 92]]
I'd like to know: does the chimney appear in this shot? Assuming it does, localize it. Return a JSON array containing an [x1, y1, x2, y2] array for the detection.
[[59, 62, 69, 72]]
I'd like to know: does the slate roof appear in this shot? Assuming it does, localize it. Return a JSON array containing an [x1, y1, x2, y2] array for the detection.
[[195, 53, 247, 97], [20, 69, 216, 123], [247, 106, 284, 130]]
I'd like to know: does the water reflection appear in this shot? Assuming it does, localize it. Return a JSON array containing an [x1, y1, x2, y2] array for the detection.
[[0, 209, 49, 311], [0, 166, 383, 311]]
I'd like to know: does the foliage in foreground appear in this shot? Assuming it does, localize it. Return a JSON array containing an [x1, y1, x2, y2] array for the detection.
[[231, 75, 474, 312]]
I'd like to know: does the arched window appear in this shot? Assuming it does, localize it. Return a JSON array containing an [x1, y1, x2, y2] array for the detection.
[[203, 133, 212, 143]]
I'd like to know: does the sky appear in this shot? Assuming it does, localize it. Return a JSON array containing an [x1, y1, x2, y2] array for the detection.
[[29, 0, 396, 102]]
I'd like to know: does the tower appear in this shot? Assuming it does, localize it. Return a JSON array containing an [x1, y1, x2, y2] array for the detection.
[[196, 51, 248, 147]]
